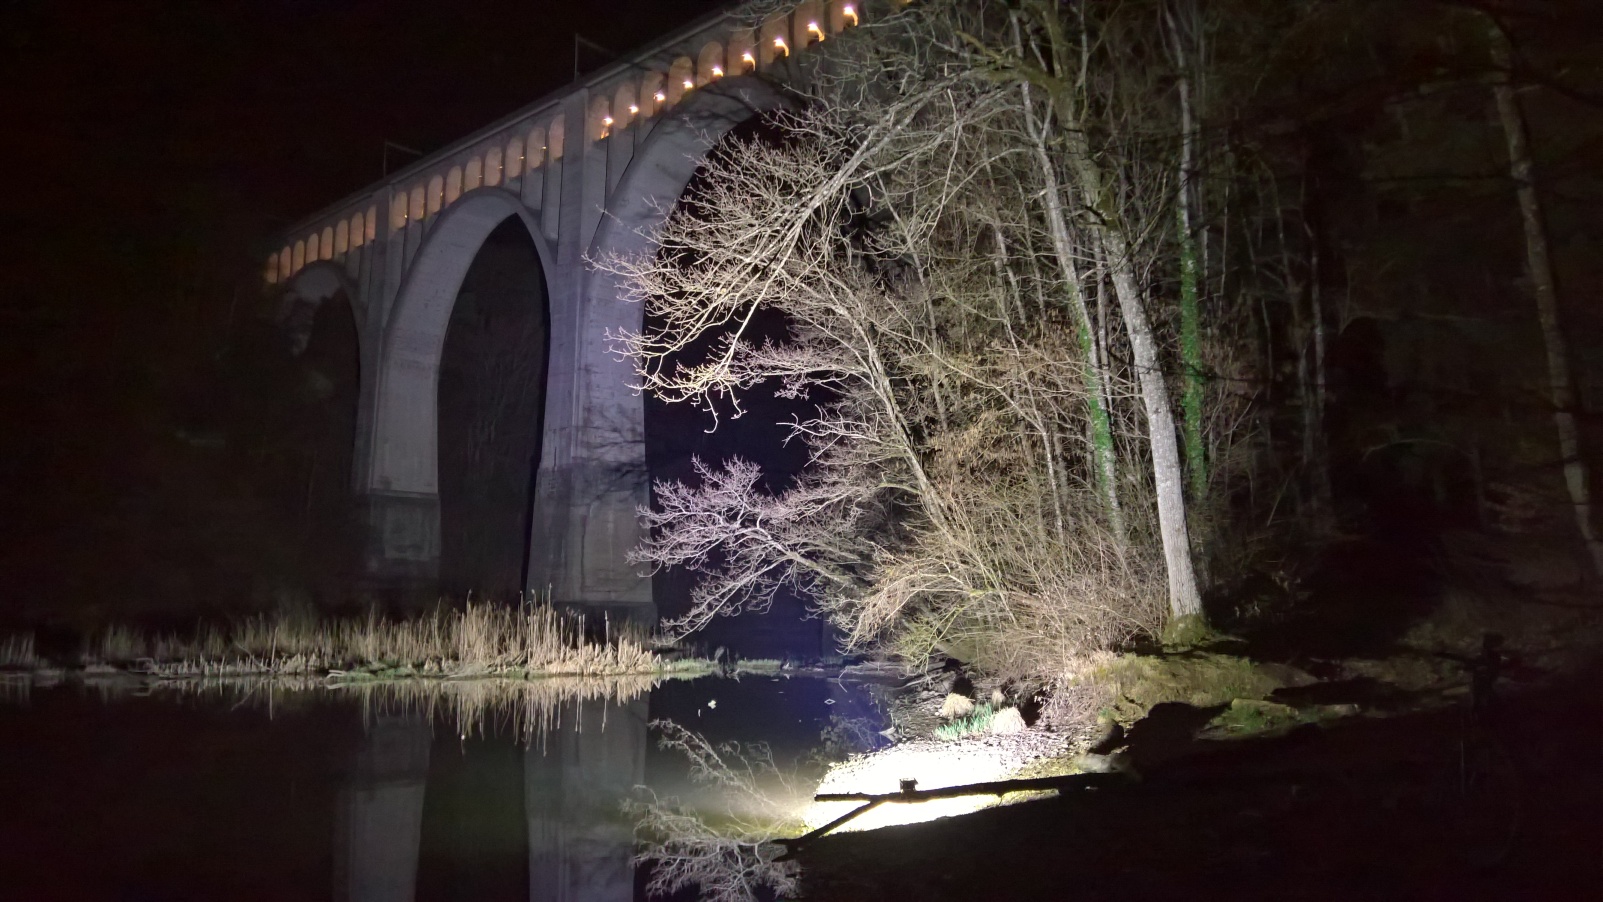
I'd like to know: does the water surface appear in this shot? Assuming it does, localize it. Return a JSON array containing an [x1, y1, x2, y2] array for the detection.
[[0, 675, 869, 901]]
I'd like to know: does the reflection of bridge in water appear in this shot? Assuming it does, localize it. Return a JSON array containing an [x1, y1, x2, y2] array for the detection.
[[266, 1, 869, 617], [336, 697, 649, 902]]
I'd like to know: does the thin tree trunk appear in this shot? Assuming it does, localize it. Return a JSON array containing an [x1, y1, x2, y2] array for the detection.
[[1487, 24, 1603, 576], [1019, 81, 1126, 541], [1307, 238, 1333, 511], [1168, 3, 1207, 504]]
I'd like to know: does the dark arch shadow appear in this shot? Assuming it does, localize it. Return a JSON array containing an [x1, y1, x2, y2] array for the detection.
[[298, 289, 363, 596], [437, 218, 550, 600], [283, 260, 363, 360], [368, 188, 554, 590]]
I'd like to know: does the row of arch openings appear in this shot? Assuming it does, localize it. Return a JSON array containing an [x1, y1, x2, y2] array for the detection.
[[268, 206, 378, 283], [267, 1, 860, 281]]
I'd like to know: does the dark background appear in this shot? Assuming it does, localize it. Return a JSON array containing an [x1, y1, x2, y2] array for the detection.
[[0, 0, 730, 626]]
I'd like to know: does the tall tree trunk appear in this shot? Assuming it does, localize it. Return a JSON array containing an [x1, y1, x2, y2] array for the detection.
[[1168, 3, 1208, 504], [1488, 23, 1603, 576], [1094, 224, 1205, 619], [1307, 238, 1333, 512]]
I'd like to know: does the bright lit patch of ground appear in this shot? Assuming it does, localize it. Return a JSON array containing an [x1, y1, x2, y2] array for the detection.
[[804, 731, 1071, 833]]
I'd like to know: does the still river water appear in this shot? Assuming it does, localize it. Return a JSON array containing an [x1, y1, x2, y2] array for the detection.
[[0, 674, 873, 902]]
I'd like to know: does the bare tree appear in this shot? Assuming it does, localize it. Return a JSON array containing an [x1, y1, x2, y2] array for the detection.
[[967, 0, 1205, 619], [606, 0, 1236, 668]]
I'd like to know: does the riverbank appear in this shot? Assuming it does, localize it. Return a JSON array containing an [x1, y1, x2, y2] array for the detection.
[[784, 574, 1603, 900], [797, 657, 1603, 900]]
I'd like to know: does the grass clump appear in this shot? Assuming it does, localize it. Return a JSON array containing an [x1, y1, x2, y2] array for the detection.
[[938, 692, 975, 720], [988, 706, 1026, 735], [935, 703, 996, 740], [1208, 698, 1304, 735]]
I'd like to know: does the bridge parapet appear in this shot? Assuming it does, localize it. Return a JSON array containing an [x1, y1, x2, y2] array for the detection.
[[263, 0, 865, 287]]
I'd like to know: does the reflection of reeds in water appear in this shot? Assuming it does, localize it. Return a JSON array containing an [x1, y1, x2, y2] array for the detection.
[[148, 672, 662, 745], [353, 674, 660, 742], [71, 604, 663, 678]]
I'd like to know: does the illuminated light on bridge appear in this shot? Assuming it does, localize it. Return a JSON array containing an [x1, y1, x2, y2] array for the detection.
[[774, 36, 789, 56], [741, 51, 756, 70], [711, 65, 724, 78], [843, 5, 859, 27], [808, 21, 825, 42]]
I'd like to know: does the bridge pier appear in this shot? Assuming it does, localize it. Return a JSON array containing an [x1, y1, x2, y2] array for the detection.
[[361, 490, 442, 584]]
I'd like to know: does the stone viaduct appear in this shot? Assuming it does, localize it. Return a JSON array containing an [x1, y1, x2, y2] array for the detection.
[[266, 1, 868, 620]]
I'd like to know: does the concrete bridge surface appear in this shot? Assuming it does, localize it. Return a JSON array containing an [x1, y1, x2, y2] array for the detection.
[[267, 1, 874, 618]]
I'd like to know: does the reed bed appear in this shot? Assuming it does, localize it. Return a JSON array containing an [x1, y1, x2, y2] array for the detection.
[[0, 633, 36, 668], [77, 604, 666, 679]]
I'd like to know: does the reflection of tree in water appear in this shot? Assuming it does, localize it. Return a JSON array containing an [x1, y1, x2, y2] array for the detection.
[[439, 219, 548, 599], [629, 721, 805, 902]]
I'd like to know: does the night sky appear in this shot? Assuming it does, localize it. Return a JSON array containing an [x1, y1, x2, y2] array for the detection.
[[7, 0, 728, 293]]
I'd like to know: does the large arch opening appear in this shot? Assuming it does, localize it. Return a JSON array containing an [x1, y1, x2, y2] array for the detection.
[[369, 189, 552, 593], [437, 218, 549, 599], [297, 289, 362, 593], [280, 263, 365, 600]]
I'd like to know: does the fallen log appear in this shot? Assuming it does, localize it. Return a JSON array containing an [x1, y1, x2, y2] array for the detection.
[[815, 770, 1130, 803], [774, 770, 1132, 857]]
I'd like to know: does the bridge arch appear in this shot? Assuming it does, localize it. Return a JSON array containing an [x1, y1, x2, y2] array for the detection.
[[366, 187, 554, 582], [283, 260, 362, 358], [590, 75, 789, 266], [270, 0, 873, 604]]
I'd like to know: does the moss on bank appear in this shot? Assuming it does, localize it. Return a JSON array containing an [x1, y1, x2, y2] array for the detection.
[[1083, 650, 1303, 727]]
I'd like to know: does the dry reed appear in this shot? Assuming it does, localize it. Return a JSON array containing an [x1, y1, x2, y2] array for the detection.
[[80, 604, 666, 679], [0, 633, 36, 668]]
